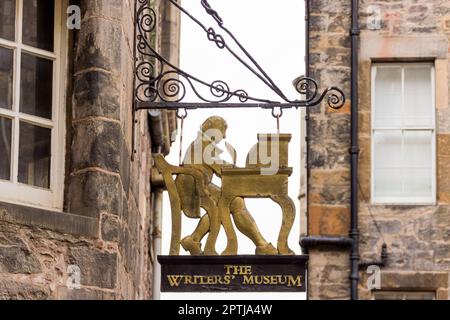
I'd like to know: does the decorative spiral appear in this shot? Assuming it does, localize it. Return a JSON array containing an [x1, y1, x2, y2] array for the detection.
[[293, 76, 318, 101], [136, 61, 155, 83], [210, 80, 231, 100], [136, 83, 157, 103], [138, 7, 156, 34], [234, 90, 249, 102], [325, 87, 346, 110], [159, 77, 186, 102]]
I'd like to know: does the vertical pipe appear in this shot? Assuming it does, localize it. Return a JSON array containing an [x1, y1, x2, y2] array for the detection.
[[131, 0, 138, 161], [152, 188, 163, 300], [304, 0, 311, 301], [304, 0, 310, 244], [350, 0, 360, 300]]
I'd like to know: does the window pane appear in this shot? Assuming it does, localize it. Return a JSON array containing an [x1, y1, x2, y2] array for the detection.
[[403, 131, 433, 197], [404, 66, 433, 127], [373, 131, 403, 198], [0, 0, 16, 41], [0, 117, 12, 181], [22, 0, 55, 51], [374, 67, 402, 128], [0, 47, 14, 110], [20, 53, 53, 119], [403, 131, 432, 167], [18, 122, 51, 189]]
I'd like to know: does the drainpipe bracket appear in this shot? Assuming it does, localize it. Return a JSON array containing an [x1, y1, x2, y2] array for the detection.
[[300, 236, 354, 254], [349, 146, 360, 155], [350, 28, 360, 36]]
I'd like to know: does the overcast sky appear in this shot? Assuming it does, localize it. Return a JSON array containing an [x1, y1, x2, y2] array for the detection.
[[161, 0, 306, 300]]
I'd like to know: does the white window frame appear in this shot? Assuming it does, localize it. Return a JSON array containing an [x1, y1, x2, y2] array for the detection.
[[0, 0, 67, 210], [371, 62, 436, 205]]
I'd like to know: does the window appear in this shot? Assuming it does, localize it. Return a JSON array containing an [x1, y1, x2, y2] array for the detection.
[[372, 63, 436, 204], [0, 0, 67, 209]]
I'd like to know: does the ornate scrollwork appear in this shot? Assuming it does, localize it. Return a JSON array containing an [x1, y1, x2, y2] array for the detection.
[[325, 87, 346, 110], [207, 28, 226, 49], [134, 0, 346, 111], [135, 1, 261, 105]]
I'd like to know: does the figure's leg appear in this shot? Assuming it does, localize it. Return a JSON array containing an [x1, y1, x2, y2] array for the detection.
[[191, 215, 210, 243], [203, 201, 220, 256], [203, 185, 220, 255], [270, 195, 295, 255], [230, 198, 278, 255], [219, 193, 238, 255], [181, 215, 209, 255]]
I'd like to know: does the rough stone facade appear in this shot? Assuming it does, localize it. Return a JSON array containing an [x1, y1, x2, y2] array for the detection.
[[0, 0, 177, 300], [306, 0, 450, 300], [305, 0, 352, 300]]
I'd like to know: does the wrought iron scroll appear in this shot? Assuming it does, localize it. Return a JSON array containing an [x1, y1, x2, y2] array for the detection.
[[134, 0, 345, 110], [132, 0, 346, 158]]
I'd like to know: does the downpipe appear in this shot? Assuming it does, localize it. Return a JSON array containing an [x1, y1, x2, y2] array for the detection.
[[350, 0, 361, 300], [151, 188, 163, 300]]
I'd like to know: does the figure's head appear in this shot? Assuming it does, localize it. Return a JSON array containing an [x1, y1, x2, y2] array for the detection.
[[200, 116, 228, 142]]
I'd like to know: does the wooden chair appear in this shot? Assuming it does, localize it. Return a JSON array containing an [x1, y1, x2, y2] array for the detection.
[[153, 154, 220, 256]]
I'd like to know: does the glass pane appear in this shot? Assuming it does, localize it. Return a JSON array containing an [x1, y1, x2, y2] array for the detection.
[[0, 117, 12, 181], [404, 66, 433, 127], [373, 130, 403, 198], [22, 0, 55, 51], [404, 131, 432, 168], [374, 67, 402, 128], [403, 131, 433, 197], [18, 122, 51, 189], [374, 130, 403, 168], [20, 53, 53, 119], [403, 167, 432, 197], [0, 47, 14, 110], [0, 0, 16, 41]]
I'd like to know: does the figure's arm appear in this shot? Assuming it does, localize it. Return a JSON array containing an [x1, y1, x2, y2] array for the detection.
[[208, 162, 235, 178], [206, 142, 238, 177]]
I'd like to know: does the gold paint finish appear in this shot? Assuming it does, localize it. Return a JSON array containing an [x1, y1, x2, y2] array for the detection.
[[154, 116, 296, 256]]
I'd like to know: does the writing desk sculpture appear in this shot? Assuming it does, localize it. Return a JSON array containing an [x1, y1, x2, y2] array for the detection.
[[154, 117, 295, 256], [219, 134, 295, 255]]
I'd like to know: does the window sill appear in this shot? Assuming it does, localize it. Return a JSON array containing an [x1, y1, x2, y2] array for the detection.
[[0, 201, 99, 238], [370, 200, 437, 207]]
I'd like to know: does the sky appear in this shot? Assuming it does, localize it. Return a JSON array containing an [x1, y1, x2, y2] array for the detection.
[[161, 0, 306, 300]]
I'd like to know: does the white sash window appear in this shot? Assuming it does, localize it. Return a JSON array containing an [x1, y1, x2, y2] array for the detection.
[[0, 0, 67, 209], [372, 63, 436, 204]]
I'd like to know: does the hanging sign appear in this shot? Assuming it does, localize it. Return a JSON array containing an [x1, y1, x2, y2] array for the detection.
[[158, 256, 308, 292]]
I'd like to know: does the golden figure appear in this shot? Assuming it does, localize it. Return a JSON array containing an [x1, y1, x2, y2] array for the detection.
[[154, 116, 295, 256], [177, 116, 278, 256]]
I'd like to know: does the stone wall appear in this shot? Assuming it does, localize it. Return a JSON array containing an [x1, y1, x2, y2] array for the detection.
[[66, 0, 154, 300], [307, 0, 450, 300], [0, 0, 177, 300], [306, 0, 352, 300], [357, 0, 450, 299], [0, 215, 114, 300]]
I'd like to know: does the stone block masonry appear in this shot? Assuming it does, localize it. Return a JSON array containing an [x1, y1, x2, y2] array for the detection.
[[307, 0, 352, 300], [1, 0, 177, 300], [308, 0, 450, 299]]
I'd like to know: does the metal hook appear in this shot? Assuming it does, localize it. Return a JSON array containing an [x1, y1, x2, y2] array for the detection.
[[272, 107, 283, 134], [271, 107, 283, 119], [178, 115, 185, 166], [176, 108, 188, 120]]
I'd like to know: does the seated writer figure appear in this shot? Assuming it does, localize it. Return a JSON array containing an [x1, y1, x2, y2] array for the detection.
[[176, 116, 277, 255]]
